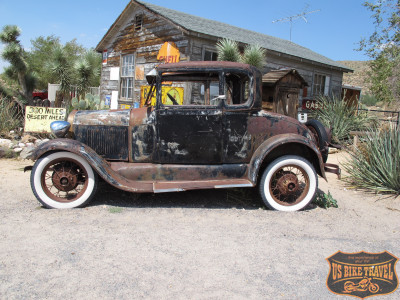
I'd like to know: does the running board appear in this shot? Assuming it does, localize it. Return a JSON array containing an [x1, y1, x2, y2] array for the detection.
[[153, 179, 254, 193]]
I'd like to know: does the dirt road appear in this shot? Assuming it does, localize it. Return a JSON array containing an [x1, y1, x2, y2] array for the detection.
[[0, 154, 399, 299]]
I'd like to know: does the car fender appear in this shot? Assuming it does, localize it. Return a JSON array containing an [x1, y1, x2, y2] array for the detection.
[[248, 133, 326, 183], [31, 139, 151, 192]]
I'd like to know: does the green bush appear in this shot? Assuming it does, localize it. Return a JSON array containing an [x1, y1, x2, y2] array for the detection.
[[312, 191, 338, 209], [343, 128, 400, 194], [0, 98, 23, 137], [310, 96, 377, 143], [361, 94, 379, 106]]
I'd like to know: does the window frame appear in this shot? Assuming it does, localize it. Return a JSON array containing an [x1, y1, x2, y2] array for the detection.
[[312, 73, 331, 97], [202, 46, 218, 61], [120, 54, 136, 101], [135, 14, 143, 31]]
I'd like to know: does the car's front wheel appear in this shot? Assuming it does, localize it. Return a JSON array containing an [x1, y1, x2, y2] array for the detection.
[[31, 151, 98, 209], [259, 155, 317, 211]]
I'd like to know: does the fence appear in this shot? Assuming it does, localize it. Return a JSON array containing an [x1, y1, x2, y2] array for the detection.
[[357, 108, 400, 129]]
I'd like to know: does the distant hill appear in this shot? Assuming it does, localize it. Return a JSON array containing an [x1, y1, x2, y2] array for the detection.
[[338, 60, 371, 94]]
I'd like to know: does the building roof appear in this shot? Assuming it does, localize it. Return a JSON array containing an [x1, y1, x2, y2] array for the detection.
[[262, 69, 308, 87], [97, 0, 352, 72]]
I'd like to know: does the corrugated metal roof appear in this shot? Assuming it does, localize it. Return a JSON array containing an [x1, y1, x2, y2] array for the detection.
[[135, 1, 351, 72]]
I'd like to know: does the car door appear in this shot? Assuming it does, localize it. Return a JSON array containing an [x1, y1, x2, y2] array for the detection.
[[155, 71, 223, 164], [222, 71, 255, 163]]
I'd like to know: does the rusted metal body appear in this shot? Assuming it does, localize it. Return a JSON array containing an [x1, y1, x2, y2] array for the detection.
[[32, 62, 336, 196]]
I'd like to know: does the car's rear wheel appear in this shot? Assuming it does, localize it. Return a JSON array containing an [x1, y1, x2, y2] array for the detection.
[[259, 155, 317, 211], [306, 119, 329, 162], [31, 151, 98, 209]]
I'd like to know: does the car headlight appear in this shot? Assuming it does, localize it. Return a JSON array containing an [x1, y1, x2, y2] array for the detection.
[[50, 121, 71, 138]]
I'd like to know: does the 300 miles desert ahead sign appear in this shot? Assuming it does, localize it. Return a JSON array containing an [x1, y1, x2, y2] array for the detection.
[[24, 106, 67, 133]]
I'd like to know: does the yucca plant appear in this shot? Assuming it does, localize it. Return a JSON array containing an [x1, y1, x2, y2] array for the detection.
[[216, 39, 266, 69], [343, 127, 400, 195], [310, 96, 378, 143], [241, 44, 266, 69], [216, 38, 241, 62]]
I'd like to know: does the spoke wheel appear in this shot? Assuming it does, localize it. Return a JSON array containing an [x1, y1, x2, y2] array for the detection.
[[259, 155, 317, 211], [31, 152, 97, 209], [42, 158, 88, 202]]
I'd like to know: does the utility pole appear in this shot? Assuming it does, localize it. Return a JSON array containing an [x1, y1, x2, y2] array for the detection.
[[272, 6, 320, 41]]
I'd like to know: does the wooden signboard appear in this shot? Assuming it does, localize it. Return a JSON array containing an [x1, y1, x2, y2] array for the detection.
[[24, 106, 67, 133]]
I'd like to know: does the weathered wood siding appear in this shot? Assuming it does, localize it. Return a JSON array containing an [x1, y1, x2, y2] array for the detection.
[[263, 52, 343, 99], [100, 7, 190, 104]]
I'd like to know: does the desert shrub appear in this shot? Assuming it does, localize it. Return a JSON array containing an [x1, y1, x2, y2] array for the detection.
[[0, 98, 23, 137], [310, 96, 377, 143], [343, 127, 400, 195], [312, 190, 338, 208], [361, 94, 379, 106]]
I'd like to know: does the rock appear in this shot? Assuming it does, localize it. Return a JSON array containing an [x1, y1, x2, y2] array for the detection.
[[9, 130, 15, 134], [35, 139, 42, 145], [18, 143, 26, 148], [0, 139, 12, 147], [0, 146, 7, 158], [26, 143, 34, 147], [21, 135, 36, 143], [13, 148, 23, 153], [20, 146, 35, 159], [42, 139, 50, 144]]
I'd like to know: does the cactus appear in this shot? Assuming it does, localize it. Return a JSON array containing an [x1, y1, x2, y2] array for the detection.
[[78, 99, 88, 110], [85, 93, 94, 102], [70, 94, 106, 111], [71, 97, 79, 109], [93, 95, 100, 105]]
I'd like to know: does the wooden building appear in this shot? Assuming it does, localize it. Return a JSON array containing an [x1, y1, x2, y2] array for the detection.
[[96, 0, 352, 108], [262, 69, 308, 119]]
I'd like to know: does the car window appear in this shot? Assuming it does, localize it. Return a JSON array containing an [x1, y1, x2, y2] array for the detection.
[[160, 71, 221, 106], [224, 72, 251, 106]]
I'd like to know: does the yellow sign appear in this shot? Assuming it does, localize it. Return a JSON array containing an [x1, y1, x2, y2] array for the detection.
[[157, 42, 180, 63], [140, 86, 184, 107], [24, 106, 67, 133], [120, 104, 131, 110]]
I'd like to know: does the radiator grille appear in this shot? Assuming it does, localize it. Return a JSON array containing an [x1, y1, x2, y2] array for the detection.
[[75, 126, 129, 160]]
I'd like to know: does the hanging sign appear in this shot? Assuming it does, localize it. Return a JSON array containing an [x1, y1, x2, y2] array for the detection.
[[157, 42, 180, 63]]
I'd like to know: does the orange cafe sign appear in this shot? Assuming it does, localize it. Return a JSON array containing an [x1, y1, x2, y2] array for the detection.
[[157, 42, 180, 63]]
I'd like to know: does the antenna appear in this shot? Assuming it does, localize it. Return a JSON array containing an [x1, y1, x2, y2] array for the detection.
[[272, 5, 320, 41]]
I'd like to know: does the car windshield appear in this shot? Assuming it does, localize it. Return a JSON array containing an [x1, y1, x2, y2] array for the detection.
[[159, 70, 251, 106]]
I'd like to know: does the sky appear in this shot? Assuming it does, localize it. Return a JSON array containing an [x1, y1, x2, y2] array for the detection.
[[0, 0, 376, 72]]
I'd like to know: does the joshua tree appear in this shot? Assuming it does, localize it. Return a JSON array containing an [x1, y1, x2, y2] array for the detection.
[[75, 50, 101, 99], [48, 46, 73, 107], [0, 25, 35, 105]]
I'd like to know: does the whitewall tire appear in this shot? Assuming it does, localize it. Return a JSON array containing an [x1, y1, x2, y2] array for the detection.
[[31, 151, 98, 209], [259, 155, 317, 212]]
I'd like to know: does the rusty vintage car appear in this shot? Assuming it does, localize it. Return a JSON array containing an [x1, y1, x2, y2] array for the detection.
[[29, 61, 337, 211]]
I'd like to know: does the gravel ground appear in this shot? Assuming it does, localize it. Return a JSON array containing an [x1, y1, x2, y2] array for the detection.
[[0, 153, 399, 299]]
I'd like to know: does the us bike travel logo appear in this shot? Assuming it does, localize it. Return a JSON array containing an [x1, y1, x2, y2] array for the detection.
[[326, 251, 398, 299]]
